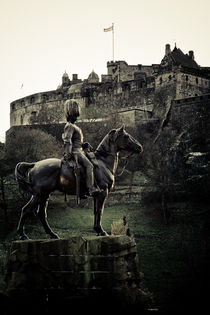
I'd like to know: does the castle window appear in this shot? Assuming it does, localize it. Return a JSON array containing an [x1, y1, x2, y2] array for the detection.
[[42, 94, 48, 102], [186, 75, 188, 81], [159, 77, 162, 85], [20, 115, 23, 125], [168, 75, 172, 81], [31, 111, 37, 117], [196, 78, 198, 84], [12, 103, 15, 110], [30, 96, 35, 104], [21, 100, 25, 106]]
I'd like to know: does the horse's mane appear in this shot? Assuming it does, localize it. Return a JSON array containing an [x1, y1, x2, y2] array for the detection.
[[95, 133, 110, 157]]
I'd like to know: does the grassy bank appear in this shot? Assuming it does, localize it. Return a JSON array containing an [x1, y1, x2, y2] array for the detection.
[[1, 194, 209, 312]]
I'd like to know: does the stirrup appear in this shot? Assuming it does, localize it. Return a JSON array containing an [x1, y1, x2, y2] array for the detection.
[[89, 187, 100, 196]]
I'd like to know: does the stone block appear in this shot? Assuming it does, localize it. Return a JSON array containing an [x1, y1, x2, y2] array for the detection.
[[4, 235, 151, 310]]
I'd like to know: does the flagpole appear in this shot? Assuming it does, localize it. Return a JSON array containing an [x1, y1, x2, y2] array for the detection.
[[112, 23, 114, 62], [104, 24, 115, 61]]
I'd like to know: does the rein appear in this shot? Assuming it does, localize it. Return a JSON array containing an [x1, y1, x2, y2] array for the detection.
[[115, 152, 134, 177], [96, 148, 134, 177], [95, 132, 137, 177]]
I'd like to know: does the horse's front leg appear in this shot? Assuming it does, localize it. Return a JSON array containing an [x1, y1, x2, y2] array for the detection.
[[93, 189, 108, 236]]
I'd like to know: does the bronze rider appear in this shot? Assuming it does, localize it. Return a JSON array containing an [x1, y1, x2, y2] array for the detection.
[[62, 99, 99, 196]]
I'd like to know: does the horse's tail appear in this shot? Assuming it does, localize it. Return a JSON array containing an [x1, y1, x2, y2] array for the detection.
[[15, 162, 35, 193]]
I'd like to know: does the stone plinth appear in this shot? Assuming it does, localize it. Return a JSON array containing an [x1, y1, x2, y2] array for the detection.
[[4, 236, 151, 312]]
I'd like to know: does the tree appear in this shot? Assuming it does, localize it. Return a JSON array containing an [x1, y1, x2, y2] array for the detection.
[[136, 87, 186, 223], [5, 128, 63, 168], [139, 123, 186, 223], [0, 130, 64, 233], [0, 143, 9, 222]]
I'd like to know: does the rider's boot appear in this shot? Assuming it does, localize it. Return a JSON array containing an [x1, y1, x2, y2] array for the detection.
[[86, 165, 100, 196], [89, 186, 100, 196]]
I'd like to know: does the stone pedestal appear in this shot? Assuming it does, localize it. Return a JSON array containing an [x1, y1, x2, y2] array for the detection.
[[4, 236, 151, 312]]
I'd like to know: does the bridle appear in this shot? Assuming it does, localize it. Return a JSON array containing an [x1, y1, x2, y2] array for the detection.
[[95, 134, 136, 176], [115, 151, 134, 177]]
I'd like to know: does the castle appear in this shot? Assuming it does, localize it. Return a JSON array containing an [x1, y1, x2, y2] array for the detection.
[[9, 44, 210, 131]]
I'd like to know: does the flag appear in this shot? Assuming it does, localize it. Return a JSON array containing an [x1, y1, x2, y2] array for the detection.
[[20, 83, 23, 89], [104, 25, 113, 32]]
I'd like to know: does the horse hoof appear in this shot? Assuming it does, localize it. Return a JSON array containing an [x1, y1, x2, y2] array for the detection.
[[96, 231, 109, 236], [101, 231, 109, 236], [19, 235, 29, 241], [49, 233, 60, 239]]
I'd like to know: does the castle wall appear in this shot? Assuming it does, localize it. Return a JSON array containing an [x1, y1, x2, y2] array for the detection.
[[117, 108, 152, 126], [8, 45, 210, 135], [155, 71, 210, 99], [107, 61, 154, 82], [10, 90, 67, 127], [176, 72, 210, 98], [89, 86, 153, 110], [10, 88, 87, 127]]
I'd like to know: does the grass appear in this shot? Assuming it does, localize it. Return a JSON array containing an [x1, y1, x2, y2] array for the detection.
[[1, 193, 210, 312]]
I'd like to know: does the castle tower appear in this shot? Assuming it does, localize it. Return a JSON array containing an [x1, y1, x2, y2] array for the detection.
[[188, 50, 194, 60], [62, 71, 70, 86], [87, 70, 99, 83], [165, 44, 171, 56]]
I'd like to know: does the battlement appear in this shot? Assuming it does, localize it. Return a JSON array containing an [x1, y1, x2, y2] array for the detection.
[[10, 90, 65, 112]]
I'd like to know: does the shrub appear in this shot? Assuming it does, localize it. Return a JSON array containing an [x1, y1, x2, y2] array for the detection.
[[111, 216, 131, 236]]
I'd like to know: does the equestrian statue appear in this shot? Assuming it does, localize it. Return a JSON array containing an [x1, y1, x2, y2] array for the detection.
[[15, 100, 143, 240]]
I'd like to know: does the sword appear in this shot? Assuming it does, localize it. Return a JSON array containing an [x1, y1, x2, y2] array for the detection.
[[73, 153, 80, 205]]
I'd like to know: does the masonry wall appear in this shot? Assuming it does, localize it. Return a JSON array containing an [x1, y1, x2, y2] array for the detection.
[[8, 58, 210, 133], [176, 72, 210, 98], [10, 90, 67, 127], [107, 61, 155, 82], [155, 71, 210, 99], [171, 94, 210, 152], [10, 88, 88, 127]]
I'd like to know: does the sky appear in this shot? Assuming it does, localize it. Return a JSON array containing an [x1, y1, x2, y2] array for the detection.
[[0, 0, 210, 142]]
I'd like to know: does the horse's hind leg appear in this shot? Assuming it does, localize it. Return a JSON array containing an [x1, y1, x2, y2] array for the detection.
[[17, 194, 40, 240], [38, 195, 59, 239]]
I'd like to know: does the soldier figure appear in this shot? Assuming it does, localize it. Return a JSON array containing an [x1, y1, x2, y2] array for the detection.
[[62, 99, 99, 196]]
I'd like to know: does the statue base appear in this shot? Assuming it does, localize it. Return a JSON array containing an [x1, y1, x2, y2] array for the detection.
[[4, 236, 152, 313]]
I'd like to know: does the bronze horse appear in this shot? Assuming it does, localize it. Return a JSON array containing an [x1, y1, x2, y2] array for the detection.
[[15, 126, 143, 240]]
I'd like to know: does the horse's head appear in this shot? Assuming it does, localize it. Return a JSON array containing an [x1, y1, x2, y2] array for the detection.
[[109, 125, 143, 154]]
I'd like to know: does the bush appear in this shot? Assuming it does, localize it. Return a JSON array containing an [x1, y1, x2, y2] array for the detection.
[[111, 217, 131, 236], [5, 128, 63, 168]]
